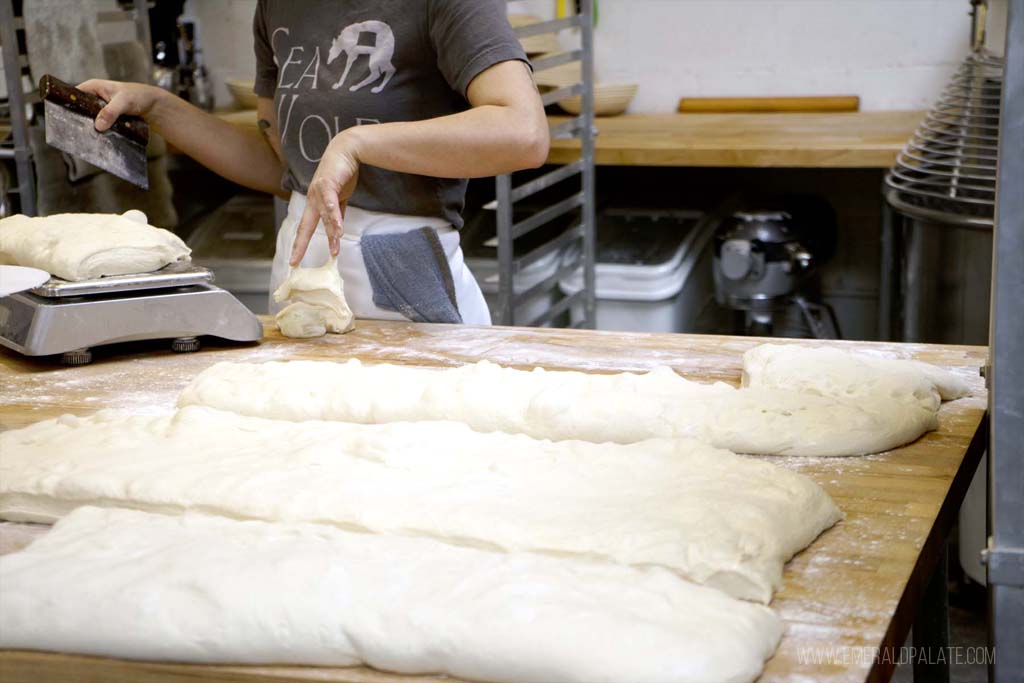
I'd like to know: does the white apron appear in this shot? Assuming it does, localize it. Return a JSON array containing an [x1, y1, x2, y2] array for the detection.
[[270, 193, 491, 325]]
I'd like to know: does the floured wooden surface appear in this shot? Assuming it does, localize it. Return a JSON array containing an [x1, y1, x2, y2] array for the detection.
[[0, 319, 988, 683]]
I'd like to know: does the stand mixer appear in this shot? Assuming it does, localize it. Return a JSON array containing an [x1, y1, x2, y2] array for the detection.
[[712, 208, 840, 339]]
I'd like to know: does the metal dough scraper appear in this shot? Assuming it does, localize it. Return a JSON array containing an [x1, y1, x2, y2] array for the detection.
[[39, 74, 149, 189]]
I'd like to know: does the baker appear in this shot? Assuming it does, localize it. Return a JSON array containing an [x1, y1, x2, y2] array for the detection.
[[79, 0, 549, 325]]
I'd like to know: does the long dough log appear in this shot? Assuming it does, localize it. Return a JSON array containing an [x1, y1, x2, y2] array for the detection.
[[0, 506, 783, 683], [177, 343, 966, 456], [0, 406, 840, 603]]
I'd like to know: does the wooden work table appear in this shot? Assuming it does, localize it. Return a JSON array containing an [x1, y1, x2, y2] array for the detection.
[[0, 320, 987, 683], [211, 109, 922, 169], [548, 111, 923, 168]]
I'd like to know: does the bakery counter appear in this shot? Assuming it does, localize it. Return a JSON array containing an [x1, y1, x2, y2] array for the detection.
[[208, 109, 923, 168], [548, 111, 925, 168], [0, 319, 988, 683]]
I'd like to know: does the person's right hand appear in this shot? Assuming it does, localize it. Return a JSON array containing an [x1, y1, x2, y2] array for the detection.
[[77, 80, 166, 132]]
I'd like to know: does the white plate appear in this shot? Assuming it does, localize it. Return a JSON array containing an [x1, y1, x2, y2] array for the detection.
[[0, 265, 51, 296]]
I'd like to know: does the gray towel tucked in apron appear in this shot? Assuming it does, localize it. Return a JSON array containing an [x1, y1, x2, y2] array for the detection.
[[362, 227, 463, 324]]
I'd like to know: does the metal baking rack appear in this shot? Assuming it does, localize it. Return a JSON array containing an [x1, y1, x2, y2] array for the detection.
[[0, 0, 153, 217], [493, 0, 596, 328]]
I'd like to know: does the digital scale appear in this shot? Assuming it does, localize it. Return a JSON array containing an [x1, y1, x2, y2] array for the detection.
[[0, 261, 263, 364]]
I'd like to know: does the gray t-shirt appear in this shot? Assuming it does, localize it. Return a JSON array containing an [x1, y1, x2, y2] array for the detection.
[[253, 0, 528, 229]]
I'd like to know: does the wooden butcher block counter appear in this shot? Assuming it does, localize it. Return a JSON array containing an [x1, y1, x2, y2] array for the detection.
[[0, 320, 988, 683], [546, 111, 925, 168], [212, 109, 923, 168]]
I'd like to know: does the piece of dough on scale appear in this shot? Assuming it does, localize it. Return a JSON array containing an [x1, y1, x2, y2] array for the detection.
[[0, 406, 840, 603], [0, 211, 190, 281], [0, 506, 784, 683], [273, 256, 354, 338], [177, 342, 966, 455]]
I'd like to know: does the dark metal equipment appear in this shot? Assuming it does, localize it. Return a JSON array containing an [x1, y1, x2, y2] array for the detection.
[[712, 209, 839, 338]]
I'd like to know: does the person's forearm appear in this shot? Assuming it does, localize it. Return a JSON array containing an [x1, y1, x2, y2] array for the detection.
[[147, 91, 287, 198], [287, 59, 549, 265], [343, 104, 550, 179]]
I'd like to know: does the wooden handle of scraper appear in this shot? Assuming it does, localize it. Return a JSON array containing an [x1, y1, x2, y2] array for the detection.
[[39, 74, 149, 147]]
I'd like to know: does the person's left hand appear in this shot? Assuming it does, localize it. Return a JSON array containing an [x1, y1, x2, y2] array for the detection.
[[290, 131, 362, 266]]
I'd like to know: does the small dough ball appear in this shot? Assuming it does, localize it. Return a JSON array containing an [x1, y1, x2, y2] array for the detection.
[[121, 209, 149, 225], [276, 302, 327, 338]]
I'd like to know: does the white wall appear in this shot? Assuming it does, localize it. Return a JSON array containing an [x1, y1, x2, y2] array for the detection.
[[182, 0, 259, 108], [513, 0, 974, 112], [192, 0, 978, 112]]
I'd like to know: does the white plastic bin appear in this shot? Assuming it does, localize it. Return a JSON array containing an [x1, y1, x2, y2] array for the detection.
[[559, 210, 715, 333], [461, 204, 577, 326], [466, 248, 564, 325]]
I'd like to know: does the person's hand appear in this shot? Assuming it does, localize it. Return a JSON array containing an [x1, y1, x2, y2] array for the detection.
[[77, 79, 167, 132], [290, 130, 362, 266]]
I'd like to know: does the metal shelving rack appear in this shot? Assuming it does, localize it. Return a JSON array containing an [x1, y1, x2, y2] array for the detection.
[[494, 0, 596, 328], [0, 0, 37, 216], [0, 0, 152, 218]]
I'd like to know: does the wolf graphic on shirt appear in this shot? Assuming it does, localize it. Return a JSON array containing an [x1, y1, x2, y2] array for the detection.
[[328, 21, 396, 94]]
